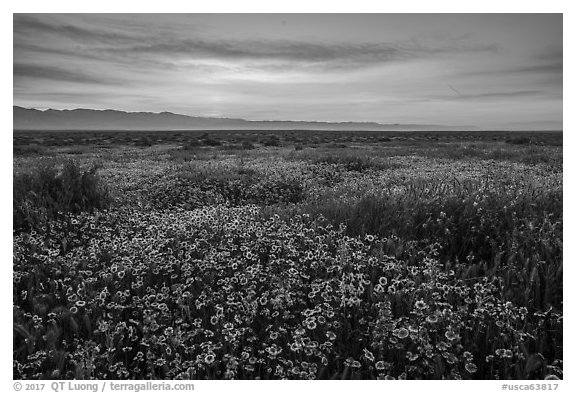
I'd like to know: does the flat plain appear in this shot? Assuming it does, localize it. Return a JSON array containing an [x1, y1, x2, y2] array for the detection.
[[13, 130, 562, 380]]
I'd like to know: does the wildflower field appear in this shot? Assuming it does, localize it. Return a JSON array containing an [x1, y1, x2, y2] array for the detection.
[[13, 130, 563, 380]]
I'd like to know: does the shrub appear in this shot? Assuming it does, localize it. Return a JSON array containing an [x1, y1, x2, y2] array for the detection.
[[135, 137, 152, 147], [13, 160, 110, 233], [314, 154, 382, 172], [183, 139, 203, 150], [203, 137, 222, 146], [262, 136, 280, 146], [13, 144, 46, 156], [241, 141, 255, 150], [506, 137, 532, 145]]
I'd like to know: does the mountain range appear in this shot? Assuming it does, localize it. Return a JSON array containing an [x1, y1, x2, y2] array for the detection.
[[13, 106, 480, 132]]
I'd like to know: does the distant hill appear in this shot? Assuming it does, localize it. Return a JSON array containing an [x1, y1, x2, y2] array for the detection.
[[13, 106, 479, 131]]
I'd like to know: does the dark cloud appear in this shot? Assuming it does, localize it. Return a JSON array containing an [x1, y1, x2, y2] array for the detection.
[[441, 90, 544, 101], [14, 63, 112, 85], [14, 14, 498, 71], [513, 62, 563, 74], [13, 14, 136, 44], [115, 38, 498, 68], [464, 61, 562, 78]]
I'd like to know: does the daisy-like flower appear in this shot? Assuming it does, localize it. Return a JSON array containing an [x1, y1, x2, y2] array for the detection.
[[204, 353, 215, 364], [394, 328, 409, 339], [465, 363, 478, 373], [375, 361, 386, 370], [444, 330, 457, 341], [306, 321, 317, 330], [426, 314, 439, 323], [75, 300, 86, 307], [363, 349, 375, 362], [378, 276, 388, 286], [414, 299, 427, 310]]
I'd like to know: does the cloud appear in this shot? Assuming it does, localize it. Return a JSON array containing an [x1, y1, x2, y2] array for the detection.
[[116, 37, 498, 70], [512, 62, 563, 74], [14, 14, 498, 72], [14, 63, 113, 85], [13, 14, 136, 44], [440, 89, 544, 101]]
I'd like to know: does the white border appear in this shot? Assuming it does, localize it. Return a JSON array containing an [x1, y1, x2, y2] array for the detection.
[[3, 2, 572, 392]]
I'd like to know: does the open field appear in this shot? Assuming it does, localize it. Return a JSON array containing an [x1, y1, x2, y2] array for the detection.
[[13, 130, 562, 380]]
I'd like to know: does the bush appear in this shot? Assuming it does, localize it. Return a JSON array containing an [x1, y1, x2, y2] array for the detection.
[[262, 136, 280, 146], [506, 137, 532, 145], [183, 139, 203, 150], [203, 137, 222, 146], [13, 160, 111, 233], [314, 154, 382, 172], [241, 141, 255, 150], [135, 137, 152, 147]]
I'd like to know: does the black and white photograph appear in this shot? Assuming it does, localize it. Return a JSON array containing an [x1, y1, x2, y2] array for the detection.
[[10, 7, 566, 386]]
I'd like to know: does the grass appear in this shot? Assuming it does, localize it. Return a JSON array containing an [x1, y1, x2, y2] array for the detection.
[[13, 159, 111, 233], [12, 131, 562, 380]]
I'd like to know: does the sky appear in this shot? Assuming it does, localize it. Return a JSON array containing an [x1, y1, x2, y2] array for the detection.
[[13, 13, 563, 129]]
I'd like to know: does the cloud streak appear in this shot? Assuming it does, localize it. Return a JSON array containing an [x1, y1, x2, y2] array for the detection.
[[14, 14, 499, 72], [14, 63, 113, 85]]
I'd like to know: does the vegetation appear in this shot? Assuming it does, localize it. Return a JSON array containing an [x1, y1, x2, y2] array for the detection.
[[13, 130, 562, 380], [13, 160, 110, 233]]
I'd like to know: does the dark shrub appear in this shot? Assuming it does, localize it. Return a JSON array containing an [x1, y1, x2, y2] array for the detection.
[[506, 137, 532, 145], [242, 141, 255, 150], [13, 144, 46, 156], [13, 160, 111, 233], [183, 139, 203, 150], [262, 136, 280, 146], [135, 136, 152, 147], [314, 154, 381, 172], [203, 137, 222, 146]]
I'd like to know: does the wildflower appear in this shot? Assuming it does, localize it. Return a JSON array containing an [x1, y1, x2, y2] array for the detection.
[[444, 330, 457, 341], [465, 363, 478, 373], [414, 299, 427, 310], [394, 328, 409, 339], [378, 276, 388, 286], [204, 353, 215, 364], [375, 361, 386, 370], [70, 306, 78, 314], [426, 314, 439, 323], [363, 349, 375, 362], [75, 300, 86, 307]]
